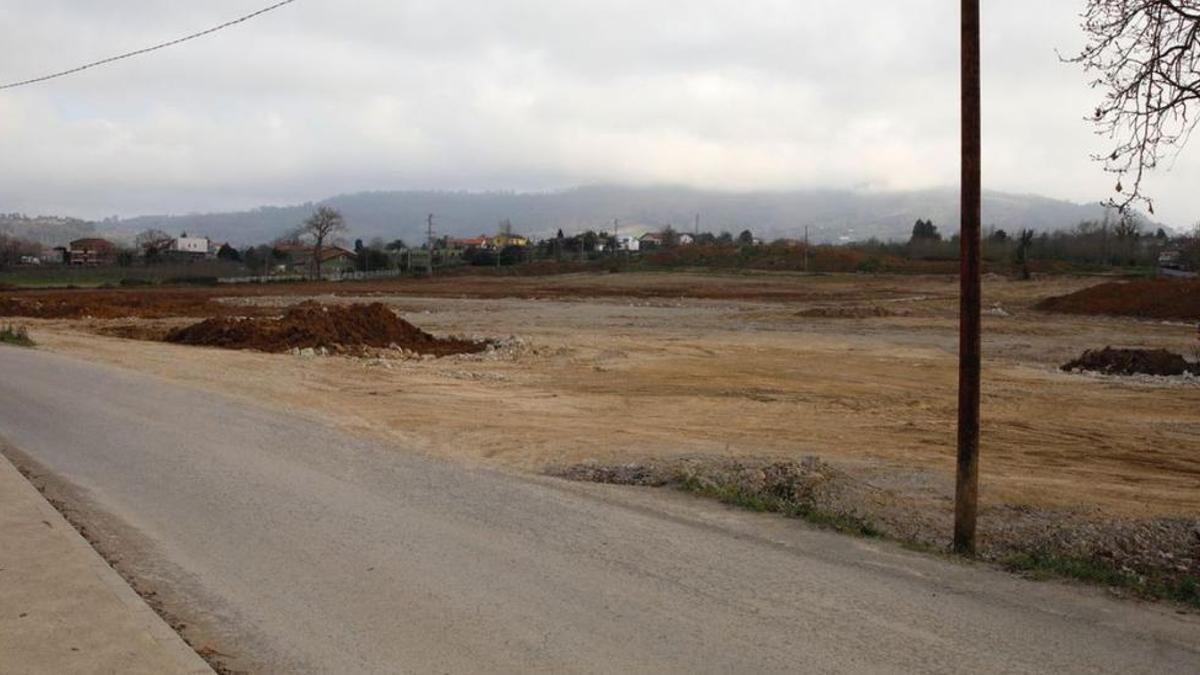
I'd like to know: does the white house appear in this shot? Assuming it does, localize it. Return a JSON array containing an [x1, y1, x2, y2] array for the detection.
[[616, 234, 641, 252], [172, 232, 210, 257]]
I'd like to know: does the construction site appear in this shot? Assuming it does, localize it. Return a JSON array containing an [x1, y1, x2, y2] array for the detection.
[[2, 272, 1198, 594]]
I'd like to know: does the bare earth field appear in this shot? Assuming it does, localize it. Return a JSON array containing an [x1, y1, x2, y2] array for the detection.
[[6, 271, 1196, 531]]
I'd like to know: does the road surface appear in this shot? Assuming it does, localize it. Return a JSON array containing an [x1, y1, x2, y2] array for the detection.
[[1, 346, 1197, 673]]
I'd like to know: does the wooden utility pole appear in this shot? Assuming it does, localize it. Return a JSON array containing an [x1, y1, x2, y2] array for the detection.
[[955, 0, 982, 556]]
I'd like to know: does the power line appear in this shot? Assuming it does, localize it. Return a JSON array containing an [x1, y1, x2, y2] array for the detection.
[[0, 0, 298, 91]]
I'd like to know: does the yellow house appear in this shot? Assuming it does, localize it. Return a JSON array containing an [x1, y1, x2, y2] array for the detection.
[[492, 232, 529, 248]]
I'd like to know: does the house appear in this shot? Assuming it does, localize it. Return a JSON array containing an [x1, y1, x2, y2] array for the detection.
[[285, 245, 357, 275], [449, 235, 492, 250], [170, 232, 211, 259], [677, 233, 695, 246], [492, 232, 529, 249], [638, 232, 664, 248], [67, 237, 117, 265], [616, 234, 640, 252]]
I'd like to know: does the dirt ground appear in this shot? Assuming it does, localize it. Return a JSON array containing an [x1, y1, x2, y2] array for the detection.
[[9, 271, 1200, 520]]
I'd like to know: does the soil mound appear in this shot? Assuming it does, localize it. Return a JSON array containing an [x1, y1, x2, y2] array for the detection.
[[797, 305, 897, 319], [1036, 279, 1200, 321], [165, 302, 487, 356], [1061, 347, 1197, 377]]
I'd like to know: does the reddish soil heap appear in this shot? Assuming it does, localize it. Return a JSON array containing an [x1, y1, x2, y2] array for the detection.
[[1036, 279, 1200, 321], [1061, 347, 1197, 377], [797, 305, 897, 319], [165, 302, 487, 356]]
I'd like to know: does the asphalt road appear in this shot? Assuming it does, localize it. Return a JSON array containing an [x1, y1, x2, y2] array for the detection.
[[1, 346, 1197, 673]]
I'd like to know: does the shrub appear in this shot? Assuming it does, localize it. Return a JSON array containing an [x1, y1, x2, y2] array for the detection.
[[0, 324, 34, 347]]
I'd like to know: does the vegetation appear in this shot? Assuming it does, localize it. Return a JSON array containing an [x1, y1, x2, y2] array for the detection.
[[1067, 1, 1200, 211], [300, 206, 347, 278], [1003, 551, 1200, 609], [677, 476, 882, 538], [0, 324, 35, 347]]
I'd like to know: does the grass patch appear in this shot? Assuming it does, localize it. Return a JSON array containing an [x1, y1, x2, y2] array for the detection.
[[0, 324, 35, 347], [1004, 551, 1200, 608], [679, 477, 882, 538]]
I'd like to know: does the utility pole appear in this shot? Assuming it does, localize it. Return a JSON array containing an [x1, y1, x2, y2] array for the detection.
[[694, 213, 700, 237], [426, 213, 435, 277], [955, 0, 982, 556], [614, 218, 620, 256]]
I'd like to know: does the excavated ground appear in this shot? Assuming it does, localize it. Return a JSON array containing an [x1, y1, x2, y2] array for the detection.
[[8, 271, 1200, 603], [165, 302, 487, 356], [1035, 278, 1200, 321]]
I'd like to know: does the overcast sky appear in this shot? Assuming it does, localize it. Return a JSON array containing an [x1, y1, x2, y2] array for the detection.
[[1, 0, 1197, 226]]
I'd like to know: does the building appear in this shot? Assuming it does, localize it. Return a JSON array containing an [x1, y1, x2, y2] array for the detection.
[[284, 245, 357, 275], [616, 234, 640, 252], [67, 238, 117, 265], [449, 235, 492, 250], [492, 232, 529, 249], [638, 232, 664, 248], [171, 232, 211, 258]]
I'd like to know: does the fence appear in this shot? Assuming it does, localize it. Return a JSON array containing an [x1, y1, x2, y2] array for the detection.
[[218, 267, 407, 285]]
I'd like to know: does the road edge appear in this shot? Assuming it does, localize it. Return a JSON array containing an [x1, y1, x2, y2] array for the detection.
[[0, 451, 214, 674]]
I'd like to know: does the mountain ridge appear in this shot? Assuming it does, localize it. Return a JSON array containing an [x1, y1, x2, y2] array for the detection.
[[87, 185, 1142, 247]]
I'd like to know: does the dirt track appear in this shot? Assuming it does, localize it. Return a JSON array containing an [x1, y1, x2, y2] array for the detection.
[[10, 272, 1200, 519]]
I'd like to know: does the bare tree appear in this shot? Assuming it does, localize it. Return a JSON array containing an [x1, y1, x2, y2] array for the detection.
[[135, 228, 174, 262], [1067, 1, 1200, 212], [300, 206, 346, 278]]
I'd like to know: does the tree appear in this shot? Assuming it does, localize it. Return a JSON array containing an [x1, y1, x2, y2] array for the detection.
[[988, 228, 1009, 243], [300, 206, 346, 278], [216, 243, 240, 262], [135, 228, 173, 263], [661, 225, 680, 248], [385, 239, 408, 251], [1014, 229, 1035, 280], [736, 229, 754, 245], [910, 219, 942, 242], [716, 231, 734, 245], [1067, 1, 1200, 212]]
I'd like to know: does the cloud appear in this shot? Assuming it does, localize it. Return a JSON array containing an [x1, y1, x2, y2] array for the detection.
[[0, 0, 1196, 225]]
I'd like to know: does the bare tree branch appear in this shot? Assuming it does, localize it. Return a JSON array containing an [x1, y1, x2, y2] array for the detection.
[[1065, 0, 1200, 213]]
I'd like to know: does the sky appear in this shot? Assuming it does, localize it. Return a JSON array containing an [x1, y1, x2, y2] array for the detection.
[[1, 0, 1197, 227]]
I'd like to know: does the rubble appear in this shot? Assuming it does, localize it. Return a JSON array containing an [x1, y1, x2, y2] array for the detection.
[[1061, 347, 1198, 377]]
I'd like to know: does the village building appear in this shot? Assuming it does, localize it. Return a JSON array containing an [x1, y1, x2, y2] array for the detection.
[[66, 237, 117, 265], [170, 232, 212, 259]]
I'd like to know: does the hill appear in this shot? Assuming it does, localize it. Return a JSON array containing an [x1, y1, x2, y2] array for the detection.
[[0, 213, 96, 247], [99, 185, 1129, 247]]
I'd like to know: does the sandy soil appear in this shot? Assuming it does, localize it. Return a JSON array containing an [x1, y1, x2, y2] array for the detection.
[[15, 271, 1200, 519]]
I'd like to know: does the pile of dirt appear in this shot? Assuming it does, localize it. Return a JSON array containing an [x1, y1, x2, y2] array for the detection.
[[1035, 279, 1200, 321], [165, 302, 488, 356], [1061, 347, 1198, 377], [796, 305, 898, 319]]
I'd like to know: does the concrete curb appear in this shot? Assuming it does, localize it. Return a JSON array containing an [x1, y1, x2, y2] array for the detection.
[[0, 453, 213, 674]]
